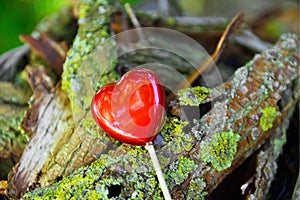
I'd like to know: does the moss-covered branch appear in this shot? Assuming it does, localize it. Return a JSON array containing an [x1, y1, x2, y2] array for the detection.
[[20, 33, 299, 199]]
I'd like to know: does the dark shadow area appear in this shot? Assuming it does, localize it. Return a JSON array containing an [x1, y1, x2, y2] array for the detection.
[[267, 106, 299, 200], [206, 153, 257, 200], [107, 184, 122, 198]]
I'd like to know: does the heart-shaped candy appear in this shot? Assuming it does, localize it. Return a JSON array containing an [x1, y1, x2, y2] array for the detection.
[[91, 68, 166, 145]]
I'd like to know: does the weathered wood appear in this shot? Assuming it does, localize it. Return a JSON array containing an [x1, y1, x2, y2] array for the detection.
[[135, 12, 229, 34], [20, 32, 299, 199], [0, 1, 77, 196], [20, 66, 55, 137], [7, 0, 120, 198], [8, 81, 117, 198]]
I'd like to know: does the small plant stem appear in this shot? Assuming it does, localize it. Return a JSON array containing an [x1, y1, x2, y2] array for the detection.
[[124, 3, 142, 29], [124, 3, 146, 42]]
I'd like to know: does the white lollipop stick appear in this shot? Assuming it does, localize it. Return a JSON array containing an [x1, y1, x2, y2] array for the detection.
[[145, 143, 172, 200]]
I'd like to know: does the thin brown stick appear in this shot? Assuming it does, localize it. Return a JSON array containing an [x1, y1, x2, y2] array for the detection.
[[179, 12, 244, 90], [19, 34, 66, 76]]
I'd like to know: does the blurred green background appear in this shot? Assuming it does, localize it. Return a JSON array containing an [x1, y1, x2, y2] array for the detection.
[[0, 0, 145, 54], [0, 0, 69, 54]]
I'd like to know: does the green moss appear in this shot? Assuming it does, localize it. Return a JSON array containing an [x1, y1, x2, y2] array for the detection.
[[187, 178, 208, 200], [200, 131, 240, 172], [177, 86, 211, 106], [167, 156, 198, 189], [259, 106, 277, 132], [61, 0, 119, 116]]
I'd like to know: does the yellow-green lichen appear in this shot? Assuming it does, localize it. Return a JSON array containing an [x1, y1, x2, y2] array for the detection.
[[93, 145, 160, 199], [177, 86, 211, 106], [124, 145, 149, 171], [22, 154, 125, 200], [259, 106, 277, 132], [121, 147, 160, 198], [160, 118, 194, 154], [160, 118, 188, 141], [167, 156, 198, 189], [200, 131, 240, 172], [79, 4, 91, 20], [22, 172, 108, 200], [152, 191, 164, 200], [187, 178, 208, 200]]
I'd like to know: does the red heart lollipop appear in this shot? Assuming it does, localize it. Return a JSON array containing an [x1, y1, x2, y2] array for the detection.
[[91, 68, 166, 145]]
